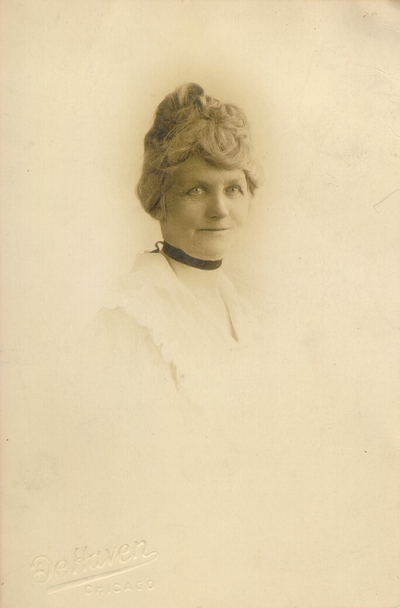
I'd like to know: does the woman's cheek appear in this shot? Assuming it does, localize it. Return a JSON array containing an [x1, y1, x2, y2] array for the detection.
[[234, 206, 249, 227]]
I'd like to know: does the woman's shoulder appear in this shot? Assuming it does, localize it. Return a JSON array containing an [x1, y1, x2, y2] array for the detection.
[[105, 252, 178, 311], [93, 252, 173, 350], [96, 252, 186, 366]]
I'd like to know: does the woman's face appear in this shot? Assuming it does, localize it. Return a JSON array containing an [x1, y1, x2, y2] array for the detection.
[[159, 156, 251, 260]]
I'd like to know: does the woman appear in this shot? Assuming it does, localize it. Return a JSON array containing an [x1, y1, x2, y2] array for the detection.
[[79, 85, 297, 604], [101, 82, 264, 408]]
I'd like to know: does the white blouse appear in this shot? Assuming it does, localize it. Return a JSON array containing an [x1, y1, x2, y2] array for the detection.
[[99, 251, 265, 413]]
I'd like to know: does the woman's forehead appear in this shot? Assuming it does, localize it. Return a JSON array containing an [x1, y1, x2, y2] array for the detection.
[[170, 157, 246, 187]]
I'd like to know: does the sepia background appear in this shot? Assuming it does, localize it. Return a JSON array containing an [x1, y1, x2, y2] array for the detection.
[[1, 1, 399, 606]]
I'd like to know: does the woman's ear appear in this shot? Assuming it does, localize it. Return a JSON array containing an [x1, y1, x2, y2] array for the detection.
[[152, 206, 164, 221], [151, 194, 167, 221]]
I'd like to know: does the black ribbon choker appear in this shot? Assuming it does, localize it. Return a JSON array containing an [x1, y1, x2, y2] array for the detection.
[[153, 241, 223, 270]]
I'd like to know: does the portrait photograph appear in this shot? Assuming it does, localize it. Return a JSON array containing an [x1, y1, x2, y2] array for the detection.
[[1, 1, 400, 607]]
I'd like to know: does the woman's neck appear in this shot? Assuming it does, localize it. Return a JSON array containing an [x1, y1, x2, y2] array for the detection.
[[162, 252, 237, 341], [162, 253, 221, 299]]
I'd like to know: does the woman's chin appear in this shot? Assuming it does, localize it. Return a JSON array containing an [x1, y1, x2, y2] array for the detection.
[[189, 243, 230, 261], [195, 250, 229, 261], [192, 231, 234, 260]]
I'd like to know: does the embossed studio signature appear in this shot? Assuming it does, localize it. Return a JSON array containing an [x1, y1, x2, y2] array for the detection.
[[31, 540, 158, 595]]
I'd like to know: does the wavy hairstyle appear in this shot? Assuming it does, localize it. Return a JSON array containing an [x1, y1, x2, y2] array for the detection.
[[136, 83, 261, 218]]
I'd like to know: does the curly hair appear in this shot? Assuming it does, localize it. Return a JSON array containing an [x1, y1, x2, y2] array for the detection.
[[136, 83, 261, 218]]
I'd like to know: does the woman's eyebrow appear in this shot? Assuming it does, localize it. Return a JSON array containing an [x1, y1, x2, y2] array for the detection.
[[177, 180, 207, 190], [182, 174, 245, 186], [225, 176, 246, 184]]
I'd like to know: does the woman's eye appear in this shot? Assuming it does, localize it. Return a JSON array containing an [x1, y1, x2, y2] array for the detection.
[[187, 187, 204, 195], [227, 186, 242, 194]]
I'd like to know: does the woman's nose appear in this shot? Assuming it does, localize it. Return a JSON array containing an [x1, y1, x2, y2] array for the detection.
[[207, 191, 229, 218]]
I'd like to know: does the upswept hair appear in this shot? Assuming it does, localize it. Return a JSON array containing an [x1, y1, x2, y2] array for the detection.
[[136, 83, 261, 218]]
